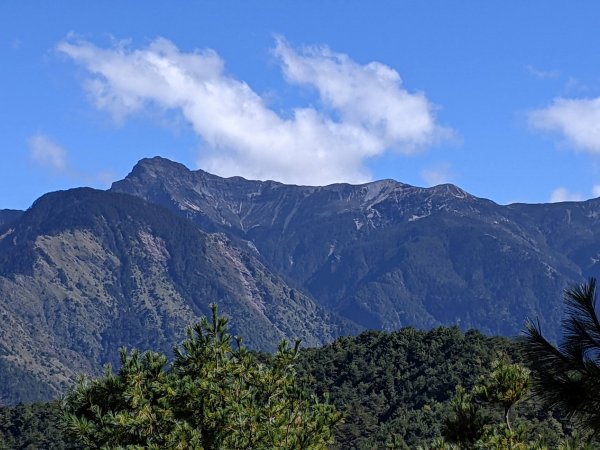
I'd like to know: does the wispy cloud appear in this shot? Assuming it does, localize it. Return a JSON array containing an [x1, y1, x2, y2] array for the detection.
[[27, 132, 117, 187], [420, 162, 453, 186], [526, 65, 559, 80], [57, 36, 452, 186], [549, 186, 583, 203], [529, 97, 600, 153], [27, 133, 68, 172]]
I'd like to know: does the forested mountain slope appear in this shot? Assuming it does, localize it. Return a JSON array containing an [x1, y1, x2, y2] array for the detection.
[[4, 156, 600, 404], [0, 188, 356, 404], [297, 327, 568, 448]]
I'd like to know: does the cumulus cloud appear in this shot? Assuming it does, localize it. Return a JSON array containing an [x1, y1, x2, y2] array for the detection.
[[593, 185, 600, 198], [273, 37, 447, 152], [27, 133, 68, 172], [57, 36, 450, 185], [549, 186, 583, 203], [529, 97, 600, 153], [420, 162, 453, 186]]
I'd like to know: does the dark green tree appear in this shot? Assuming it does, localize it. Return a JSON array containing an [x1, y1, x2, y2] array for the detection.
[[63, 304, 341, 449], [443, 385, 485, 446], [522, 278, 600, 434]]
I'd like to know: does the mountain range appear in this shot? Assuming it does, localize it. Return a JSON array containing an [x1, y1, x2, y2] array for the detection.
[[1, 156, 599, 403], [113, 157, 598, 336]]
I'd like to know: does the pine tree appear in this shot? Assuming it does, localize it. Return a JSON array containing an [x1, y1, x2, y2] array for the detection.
[[63, 304, 341, 449]]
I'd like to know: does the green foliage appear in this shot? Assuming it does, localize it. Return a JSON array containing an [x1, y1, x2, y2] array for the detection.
[[557, 432, 598, 450], [440, 355, 597, 450], [0, 401, 80, 449], [297, 326, 516, 448], [443, 385, 486, 446], [62, 304, 341, 449], [472, 424, 546, 450], [3, 323, 594, 448], [473, 355, 530, 431], [300, 327, 585, 449]]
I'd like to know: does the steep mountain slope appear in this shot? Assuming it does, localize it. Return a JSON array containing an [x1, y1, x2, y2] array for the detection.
[[0, 188, 357, 404], [0, 209, 22, 228], [112, 157, 599, 339]]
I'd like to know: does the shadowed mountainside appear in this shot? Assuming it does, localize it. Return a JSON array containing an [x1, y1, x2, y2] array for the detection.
[[112, 157, 600, 339], [0, 209, 23, 228]]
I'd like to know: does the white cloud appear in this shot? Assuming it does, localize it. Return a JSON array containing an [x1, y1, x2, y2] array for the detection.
[[27, 133, 68, 172], [58, 36, 450, 186], [420, 162, 453, 186], [549, 187, 582, 203], [273, 37, 449, 152], [592, 185, 600, 198], [27, 133, 117, 187], [529, 97, 600, 153]]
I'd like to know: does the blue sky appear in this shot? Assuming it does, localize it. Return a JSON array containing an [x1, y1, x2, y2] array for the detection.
[[2, 1, 600, 210]]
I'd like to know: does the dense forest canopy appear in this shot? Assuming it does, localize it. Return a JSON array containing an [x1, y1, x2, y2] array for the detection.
[[0, 328, 595, 447]]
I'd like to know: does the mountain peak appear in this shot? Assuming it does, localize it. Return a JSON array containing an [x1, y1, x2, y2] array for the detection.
[[430, 183, 474, 200], [126, 156, 192, 178]]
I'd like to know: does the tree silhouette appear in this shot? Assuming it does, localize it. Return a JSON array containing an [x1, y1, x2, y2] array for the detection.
[[522, 278, 600, 434]]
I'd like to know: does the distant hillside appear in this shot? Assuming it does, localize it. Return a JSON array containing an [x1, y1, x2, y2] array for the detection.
[[112, 157, 600, 340], [0, 188, 357, 404]]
